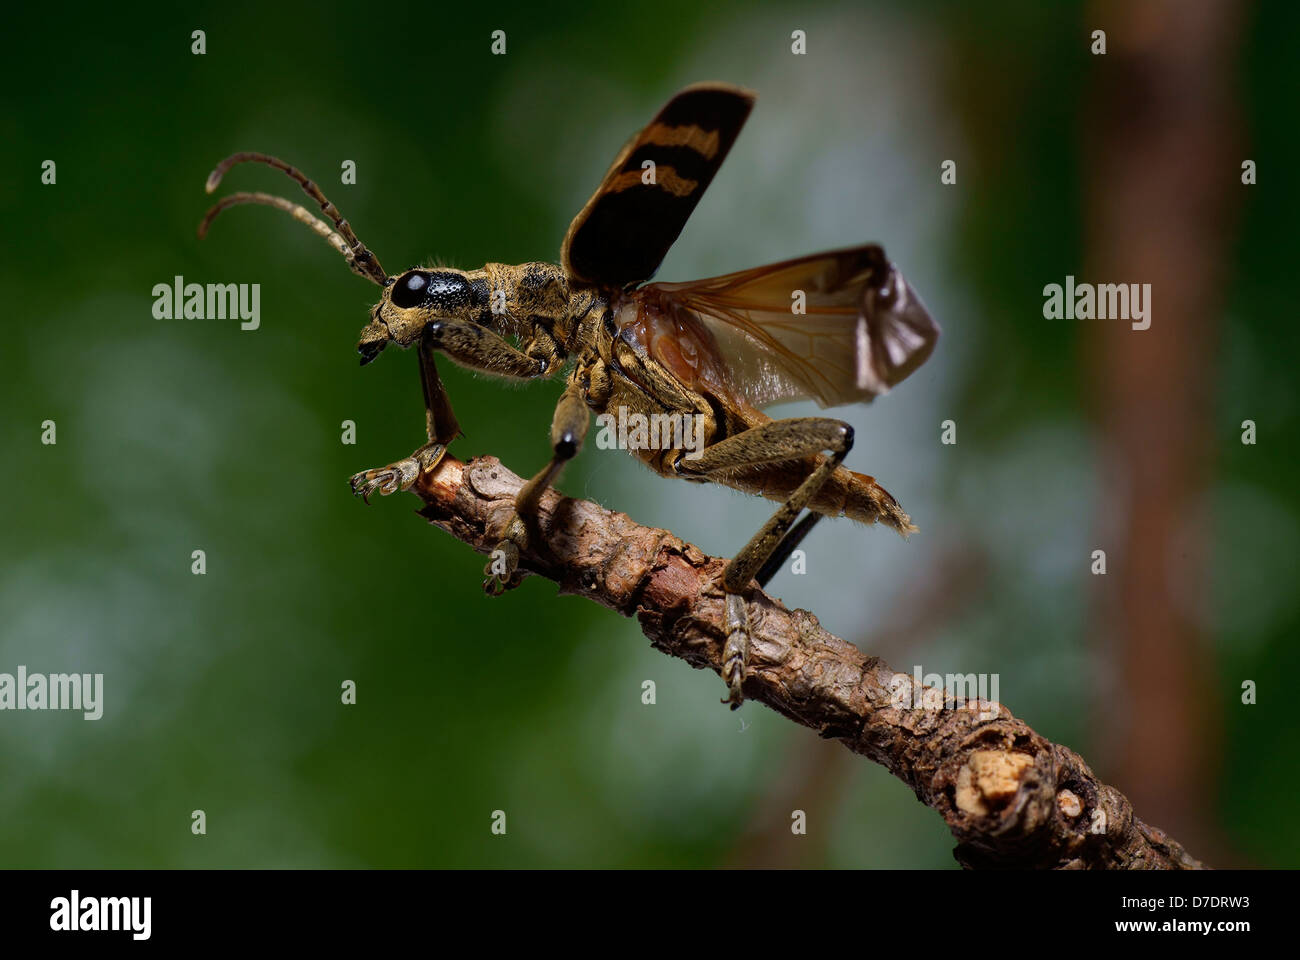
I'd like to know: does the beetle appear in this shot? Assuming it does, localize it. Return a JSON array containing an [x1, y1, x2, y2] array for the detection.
[[199, 82, 939, 707]]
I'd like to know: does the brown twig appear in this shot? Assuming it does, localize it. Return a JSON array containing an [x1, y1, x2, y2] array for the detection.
[[413, 454, 1206, 870]]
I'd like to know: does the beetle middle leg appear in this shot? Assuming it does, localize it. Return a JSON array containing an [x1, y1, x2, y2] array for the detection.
[[677, 417, 855, 708], [483, 380, 590, 595]]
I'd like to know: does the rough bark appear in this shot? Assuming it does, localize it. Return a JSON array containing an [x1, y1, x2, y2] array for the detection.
[[413, 454, 1205, 870]]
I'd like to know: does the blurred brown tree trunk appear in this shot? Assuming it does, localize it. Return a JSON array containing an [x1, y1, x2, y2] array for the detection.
[[1084, 0, 1245, 862]]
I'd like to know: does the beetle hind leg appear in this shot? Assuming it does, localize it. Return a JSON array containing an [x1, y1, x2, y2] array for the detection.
[[679, 418, 856, 708]]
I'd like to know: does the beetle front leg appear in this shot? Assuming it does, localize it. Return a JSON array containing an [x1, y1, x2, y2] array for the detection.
[[483, 383, 589, 596], [350, 328, 461, 501], [350, 320, 548, 500]]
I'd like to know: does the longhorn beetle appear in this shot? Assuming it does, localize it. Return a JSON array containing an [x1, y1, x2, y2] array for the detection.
[[199, 82, 939, 708]]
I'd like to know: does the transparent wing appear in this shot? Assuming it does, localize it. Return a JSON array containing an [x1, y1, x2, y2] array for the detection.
[[645, 245, 939, 410]]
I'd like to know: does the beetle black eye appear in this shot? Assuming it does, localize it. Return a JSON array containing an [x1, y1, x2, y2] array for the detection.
[[391, 271, 430, 309]]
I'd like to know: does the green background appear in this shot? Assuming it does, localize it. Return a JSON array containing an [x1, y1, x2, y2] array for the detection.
[[1, 0, 1295, 868]]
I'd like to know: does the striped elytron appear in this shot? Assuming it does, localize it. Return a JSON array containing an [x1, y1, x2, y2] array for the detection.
[[200, 83, 939, 708]]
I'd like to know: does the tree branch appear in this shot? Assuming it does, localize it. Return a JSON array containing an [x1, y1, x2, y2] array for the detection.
[[411, 454, 1205, 869]]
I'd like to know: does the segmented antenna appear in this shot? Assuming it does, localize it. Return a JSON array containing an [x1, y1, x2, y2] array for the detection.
[[199, 152, 388, 286], [198, 192, 376, 282]]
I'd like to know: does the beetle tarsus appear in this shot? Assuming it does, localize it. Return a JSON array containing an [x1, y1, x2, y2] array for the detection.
[[349, 442, 448, 501]]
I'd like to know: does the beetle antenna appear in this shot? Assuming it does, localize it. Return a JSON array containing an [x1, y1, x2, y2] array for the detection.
[[202, 152, 388, 285], [198, 192, 382, 285]]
